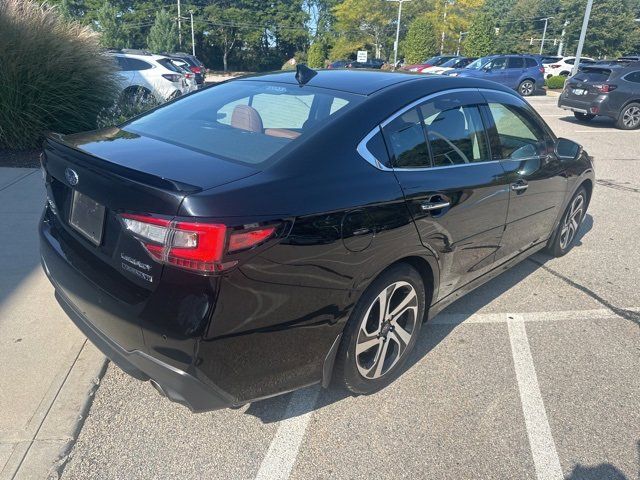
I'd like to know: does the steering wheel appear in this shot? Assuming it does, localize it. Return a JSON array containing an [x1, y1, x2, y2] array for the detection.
[[429, 131, 469, 164]]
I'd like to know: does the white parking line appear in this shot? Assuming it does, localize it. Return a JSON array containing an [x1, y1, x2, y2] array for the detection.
[[507, 314, 563, 480], [431, 307, 624, 325], [254, 386, 321, 480]]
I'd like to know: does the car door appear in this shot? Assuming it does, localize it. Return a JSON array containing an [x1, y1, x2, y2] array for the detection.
[[483, 56, 509, 86], [382, 90, 511, 299], [480, 90, 567, 262], [506, 56, 525, 88]]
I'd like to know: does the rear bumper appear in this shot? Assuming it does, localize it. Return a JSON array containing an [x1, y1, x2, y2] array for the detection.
[[558, 93, 616, 118], [40, 212, 235, 412]]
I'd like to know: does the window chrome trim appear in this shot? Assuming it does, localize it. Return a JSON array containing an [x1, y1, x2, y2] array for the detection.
[[357, 126, 392, 171], [357, 87, 512, 171]]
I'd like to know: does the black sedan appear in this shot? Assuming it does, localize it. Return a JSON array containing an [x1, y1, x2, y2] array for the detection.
[[40, 68, 594, 411]]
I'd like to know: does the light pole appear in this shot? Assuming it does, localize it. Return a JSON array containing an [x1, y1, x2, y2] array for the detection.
[[456, 31, 468, 56], [189, 10, 195, 56], [387, 0, 411, 68], [571, 0, 594, 76], [440, 0, 454, 55], [177, 0, 182, 47], [557, 20, 569, 56], [539, 17, 552, 55]]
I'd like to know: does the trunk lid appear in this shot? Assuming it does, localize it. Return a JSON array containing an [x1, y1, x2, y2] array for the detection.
[[565, 67, 613, 102], [42, 128, 259, 291]]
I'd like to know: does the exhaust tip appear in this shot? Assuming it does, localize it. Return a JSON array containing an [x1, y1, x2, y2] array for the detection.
[[149, 379, 167, 398]]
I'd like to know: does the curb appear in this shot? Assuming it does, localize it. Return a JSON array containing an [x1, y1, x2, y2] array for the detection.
[[5, 342, 108, 480]]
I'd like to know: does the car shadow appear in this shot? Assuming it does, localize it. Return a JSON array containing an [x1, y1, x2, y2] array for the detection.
[[558, 115, 617, 129], [244, 216, 594, 423], [565, 463, 629, 480]]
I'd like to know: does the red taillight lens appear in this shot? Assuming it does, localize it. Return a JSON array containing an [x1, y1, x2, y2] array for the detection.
[[594, 84, 617, 93], [184, 72, 193, 79], [162, 74, 182, 82], [229, 228, 276, 253], [539, 67, 545, 74], [189, 66, 202, 74], [120, 214, 276, 273]]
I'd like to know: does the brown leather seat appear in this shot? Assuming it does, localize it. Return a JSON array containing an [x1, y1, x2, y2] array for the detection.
[[264, 128, 301, 139], [231, 105, 263, 133]]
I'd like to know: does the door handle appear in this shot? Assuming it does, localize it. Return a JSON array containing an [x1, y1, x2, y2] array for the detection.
[[511, 182, 529, 192], [421, 200, 451, 211]]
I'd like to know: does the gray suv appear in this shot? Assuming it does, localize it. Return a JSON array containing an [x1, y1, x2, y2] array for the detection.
[[558, 61, 640, 129]]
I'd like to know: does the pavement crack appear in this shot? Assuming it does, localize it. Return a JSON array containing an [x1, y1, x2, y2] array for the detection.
[[596, 179, 640, 194], [528, 257, 640, 327]]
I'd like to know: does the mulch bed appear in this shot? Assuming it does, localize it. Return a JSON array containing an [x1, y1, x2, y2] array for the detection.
[[0, 149, 42, 168]]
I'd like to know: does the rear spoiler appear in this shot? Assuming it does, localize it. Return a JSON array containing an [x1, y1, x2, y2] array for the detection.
[[45, 133, 202, 194]]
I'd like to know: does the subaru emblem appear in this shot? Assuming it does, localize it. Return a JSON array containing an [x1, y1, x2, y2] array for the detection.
[[65, 168, 79, 186]]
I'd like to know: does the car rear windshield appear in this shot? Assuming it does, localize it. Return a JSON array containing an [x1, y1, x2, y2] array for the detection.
[[573, 68, 612, 82], [123, 81, 362, 166]]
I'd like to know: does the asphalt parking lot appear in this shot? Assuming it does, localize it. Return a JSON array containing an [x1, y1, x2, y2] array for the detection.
[[24, 96, 640, 480]]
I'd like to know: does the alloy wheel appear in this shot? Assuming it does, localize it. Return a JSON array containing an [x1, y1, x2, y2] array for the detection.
[[559, 193, 585, 250], [355, 281, 418, 379], [622, 106, 640, 129], [520, 81, 534, 96]]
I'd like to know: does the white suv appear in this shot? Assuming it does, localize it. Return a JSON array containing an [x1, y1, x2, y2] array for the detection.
[[109, 50, 189, 103], [544, 56, 596, 78]]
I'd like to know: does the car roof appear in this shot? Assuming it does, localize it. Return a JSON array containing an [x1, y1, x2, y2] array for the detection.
[[237, 69, 513, 96]]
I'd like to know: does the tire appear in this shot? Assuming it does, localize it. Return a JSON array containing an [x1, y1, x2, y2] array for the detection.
[[574, 112, 595, 122], [333, 263, 426, 395], [615, 102, 640, 130], [546, 186, 587, 257], [121, 86, 152, 107], [560, 71, 570, 77], [518, 79, 535, 97]]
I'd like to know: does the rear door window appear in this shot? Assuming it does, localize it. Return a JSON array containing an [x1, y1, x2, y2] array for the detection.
[[420, 104, 489, 166], [508, 57, 524, 69], [382, 109, 430, 168]]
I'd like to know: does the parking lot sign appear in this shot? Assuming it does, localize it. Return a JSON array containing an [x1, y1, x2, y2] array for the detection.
[[357, 50, 368, 63]]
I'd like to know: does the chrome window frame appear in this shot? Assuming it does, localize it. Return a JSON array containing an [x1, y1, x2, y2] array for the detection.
[[358, 87, 508, 172]]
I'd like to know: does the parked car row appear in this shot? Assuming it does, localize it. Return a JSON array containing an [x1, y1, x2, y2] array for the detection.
[[108, 49, 207, 106], [328, 59, 385, 69]]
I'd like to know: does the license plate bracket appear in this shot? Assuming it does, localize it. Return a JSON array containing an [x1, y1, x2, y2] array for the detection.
[[572, 88, 587, 96], [69, 190, 106, 245]]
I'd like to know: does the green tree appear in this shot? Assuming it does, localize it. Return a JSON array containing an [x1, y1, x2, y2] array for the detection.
[[147, 9, 177, 53], [465, 12, 494, 56], [307, 41, 327, 67], [402, 15, 438, 64], [333, 0, 393, 59], [95, 0, 126, 48], [560, 0, 638, 58]]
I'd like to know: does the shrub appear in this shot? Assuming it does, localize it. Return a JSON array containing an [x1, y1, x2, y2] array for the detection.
[[546, 76, 566, 89], [0, 0, 120, 150], [307, 42, 327, 68], [402, 15, 438, 65]]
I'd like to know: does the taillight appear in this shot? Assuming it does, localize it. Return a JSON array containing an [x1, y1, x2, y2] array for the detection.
[[539, 67, 545, 74], [594, 84, 617, 93], [550, 64, 561, 68], [189, 66, 202, 74], [120, 214, 276, 273], [184, 72, 193, 79], [162, 74, 182, 82]]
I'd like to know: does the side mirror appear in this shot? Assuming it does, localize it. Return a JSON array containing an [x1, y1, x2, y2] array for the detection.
[[555, 138, 582, 160]]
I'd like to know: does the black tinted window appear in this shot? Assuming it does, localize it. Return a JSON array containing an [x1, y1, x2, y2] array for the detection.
[[127, 58, 153, 71], [574, 69, 611, 82], [525, 58, 538, 68], [487, 103, 545, 160], [124, 81, 360, 166], [624, 71, 640, 83], [421, 104, 489, 166], [383, 109, 430, 168], [114, 56, 129, 70], [508, 57, 524, 69]]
